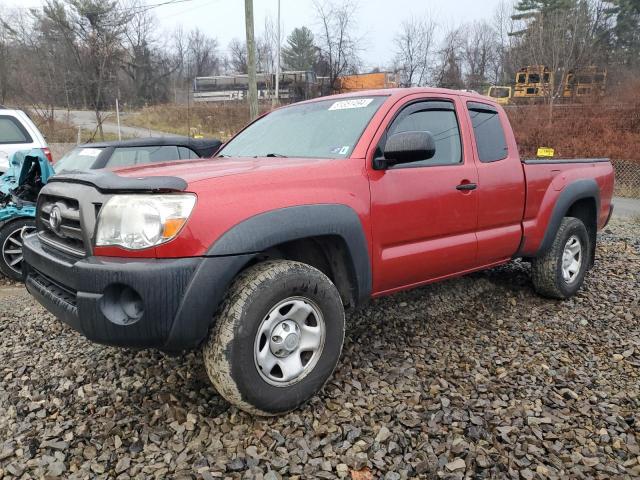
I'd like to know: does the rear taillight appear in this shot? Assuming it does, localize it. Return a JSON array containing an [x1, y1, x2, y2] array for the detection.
[[42, 147, 53, 163]]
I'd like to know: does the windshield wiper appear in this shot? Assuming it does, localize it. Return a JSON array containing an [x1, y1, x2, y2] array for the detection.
[[264, 153, 288, 158]]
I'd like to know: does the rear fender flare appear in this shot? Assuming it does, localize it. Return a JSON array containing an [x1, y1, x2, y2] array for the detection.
[[535, 179, 600, 256]]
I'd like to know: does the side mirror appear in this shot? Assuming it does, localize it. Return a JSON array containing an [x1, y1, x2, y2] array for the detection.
[[375, 131, 436, 169]]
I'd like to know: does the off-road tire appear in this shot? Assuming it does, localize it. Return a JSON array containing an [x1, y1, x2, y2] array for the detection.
[[0, 218, 36, 281], [531, 216, 591, 299], [203, 260, 345, 415]]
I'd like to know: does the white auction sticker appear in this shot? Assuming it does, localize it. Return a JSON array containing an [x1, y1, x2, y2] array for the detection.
[[79, 148, 102, 157], [329, 98, 374, 111]]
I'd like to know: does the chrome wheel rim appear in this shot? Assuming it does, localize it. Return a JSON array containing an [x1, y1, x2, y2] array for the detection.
[[2, 226, 35, 275], [561, 235, 582, 284], [254, 296, 326, 387]]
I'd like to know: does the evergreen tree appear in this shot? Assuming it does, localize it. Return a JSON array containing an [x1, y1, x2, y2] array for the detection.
[[604, 0, 640, 66], [281, 27, 317, 71], [512, 0, 577, 20]]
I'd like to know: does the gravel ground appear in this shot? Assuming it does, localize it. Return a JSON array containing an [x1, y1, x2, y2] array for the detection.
[[0, 219, 638, 480]]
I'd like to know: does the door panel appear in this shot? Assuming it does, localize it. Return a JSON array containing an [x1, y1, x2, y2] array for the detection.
[[368, 95, 479, 294], [466, 102, 525, 264]]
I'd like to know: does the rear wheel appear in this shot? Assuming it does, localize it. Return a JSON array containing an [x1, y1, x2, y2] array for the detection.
[[203, 260, 345, 415], [531, 216, 591, 299], [0, 218, 36, 281]]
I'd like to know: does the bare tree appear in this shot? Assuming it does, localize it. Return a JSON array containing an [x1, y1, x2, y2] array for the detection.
[[492, 0, 517, 84], [462, 21, 498, 90], [122, 5, 180, 106], [394, 16, 437, 87], [259, 15, 278, 74], [227, 38, 248, 74], [434, 26, 465, 89], [40, 0, 128, 139], [0, 7, 11, 104], [313, 0, 361, 90], [187, 28, 219, 77]]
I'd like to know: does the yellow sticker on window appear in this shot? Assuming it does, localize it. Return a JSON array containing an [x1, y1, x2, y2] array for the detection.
[[537, 147, 555, 158]]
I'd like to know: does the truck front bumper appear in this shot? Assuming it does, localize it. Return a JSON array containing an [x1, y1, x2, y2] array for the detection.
[[22, 233, 253, 352]]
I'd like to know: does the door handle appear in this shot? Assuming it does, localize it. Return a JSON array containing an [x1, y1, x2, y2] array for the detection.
[[456, 183, 477, 191]]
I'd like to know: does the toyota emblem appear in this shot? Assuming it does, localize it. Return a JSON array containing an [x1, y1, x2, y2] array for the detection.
[[49, 206, 62, 233]]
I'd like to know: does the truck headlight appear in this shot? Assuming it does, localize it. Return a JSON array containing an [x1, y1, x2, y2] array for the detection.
[[95, 194, 196, 250]]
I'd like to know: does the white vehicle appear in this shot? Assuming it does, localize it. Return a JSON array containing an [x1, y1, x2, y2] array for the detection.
[[0, 106, 51, 173]]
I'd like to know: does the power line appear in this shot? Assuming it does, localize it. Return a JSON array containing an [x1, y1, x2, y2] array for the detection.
[[19, 0, 198, 18], [126, 0, 198, 16], [157, 0, 213, 20]]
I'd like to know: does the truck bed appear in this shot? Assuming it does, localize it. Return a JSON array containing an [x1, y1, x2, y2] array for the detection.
[[519, 158, 615, 257]]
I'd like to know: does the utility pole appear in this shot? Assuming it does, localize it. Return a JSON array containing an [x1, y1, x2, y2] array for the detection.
[[115, 98, 121, 141], [273, 0, 281, 106], [245, 0, 259, 120]]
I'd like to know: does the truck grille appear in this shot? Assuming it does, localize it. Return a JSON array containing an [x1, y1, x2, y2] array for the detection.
[[38, 195, 86, 257]]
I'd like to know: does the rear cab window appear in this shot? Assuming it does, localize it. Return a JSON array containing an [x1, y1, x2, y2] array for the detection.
[[107, 146, 180, 168], [0, 116, 32, 144], [467, 102, 508, 162], [54, 147, 104, 173], [178, 146, 200, 159]]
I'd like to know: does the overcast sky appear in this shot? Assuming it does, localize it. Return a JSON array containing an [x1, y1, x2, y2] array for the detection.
[[5, 0, 504, 70]]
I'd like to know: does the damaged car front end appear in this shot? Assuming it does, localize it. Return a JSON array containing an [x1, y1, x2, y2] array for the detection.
[[0, 149, 55, 280]]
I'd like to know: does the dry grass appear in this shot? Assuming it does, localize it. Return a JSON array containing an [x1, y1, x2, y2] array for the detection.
[[31, 115, 123, 144], [31, 117, 78, 143], [506, 102, 640, 161], [507, 78, 640, 162], [123, 102, 273, 141]]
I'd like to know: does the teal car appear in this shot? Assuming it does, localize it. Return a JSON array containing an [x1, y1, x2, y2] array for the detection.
[[0, 149, 55, 280]]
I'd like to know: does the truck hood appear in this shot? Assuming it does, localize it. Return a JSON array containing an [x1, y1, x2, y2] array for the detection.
[[112, 156, 333, 186]]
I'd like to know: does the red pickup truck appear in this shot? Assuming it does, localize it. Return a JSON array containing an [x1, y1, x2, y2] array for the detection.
[[22, 88, 614, 415]]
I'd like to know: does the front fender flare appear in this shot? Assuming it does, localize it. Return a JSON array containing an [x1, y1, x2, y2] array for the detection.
[[207, 204, 372, 304], [163, 204, 372, 351]]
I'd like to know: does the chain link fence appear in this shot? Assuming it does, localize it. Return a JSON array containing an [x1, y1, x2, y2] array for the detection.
[[613, 160, 640, 198]]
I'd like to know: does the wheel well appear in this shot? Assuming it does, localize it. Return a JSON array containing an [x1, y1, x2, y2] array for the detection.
[[565, 197, 597, 264], [255, 236, 359, 309]]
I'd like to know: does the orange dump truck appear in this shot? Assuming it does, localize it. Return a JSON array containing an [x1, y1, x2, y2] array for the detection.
[[336, 72, 399, 93]]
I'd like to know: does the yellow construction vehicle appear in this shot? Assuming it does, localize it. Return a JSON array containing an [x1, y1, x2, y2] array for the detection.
[[486, 85, 512, 105], [513, 65, 553, 102], [562, 66, 607, 100]]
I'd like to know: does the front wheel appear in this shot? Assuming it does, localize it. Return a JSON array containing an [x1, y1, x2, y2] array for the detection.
[[531, 216, 592, 299], [0, 218, 36, 281], [203, 260, 345, 415]]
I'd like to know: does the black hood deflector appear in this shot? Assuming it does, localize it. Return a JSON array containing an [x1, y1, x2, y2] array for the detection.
[[49, 170, 188, 193]]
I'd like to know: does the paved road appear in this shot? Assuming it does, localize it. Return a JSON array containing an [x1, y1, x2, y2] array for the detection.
[[613, 196, 640, 219], [53, 110, 172, 139]]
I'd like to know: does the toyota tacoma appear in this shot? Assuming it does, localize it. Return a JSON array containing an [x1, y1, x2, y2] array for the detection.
[[22, 88, 614, 415]]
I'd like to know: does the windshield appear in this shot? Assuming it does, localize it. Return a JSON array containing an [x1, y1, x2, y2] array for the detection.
[[54, 147, 104, 173], [218, 96, 387, 159], [490, 87, 510, 98]]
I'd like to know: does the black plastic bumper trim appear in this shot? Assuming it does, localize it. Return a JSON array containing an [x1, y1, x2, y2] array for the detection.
[[23, 234, 252, 351]]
